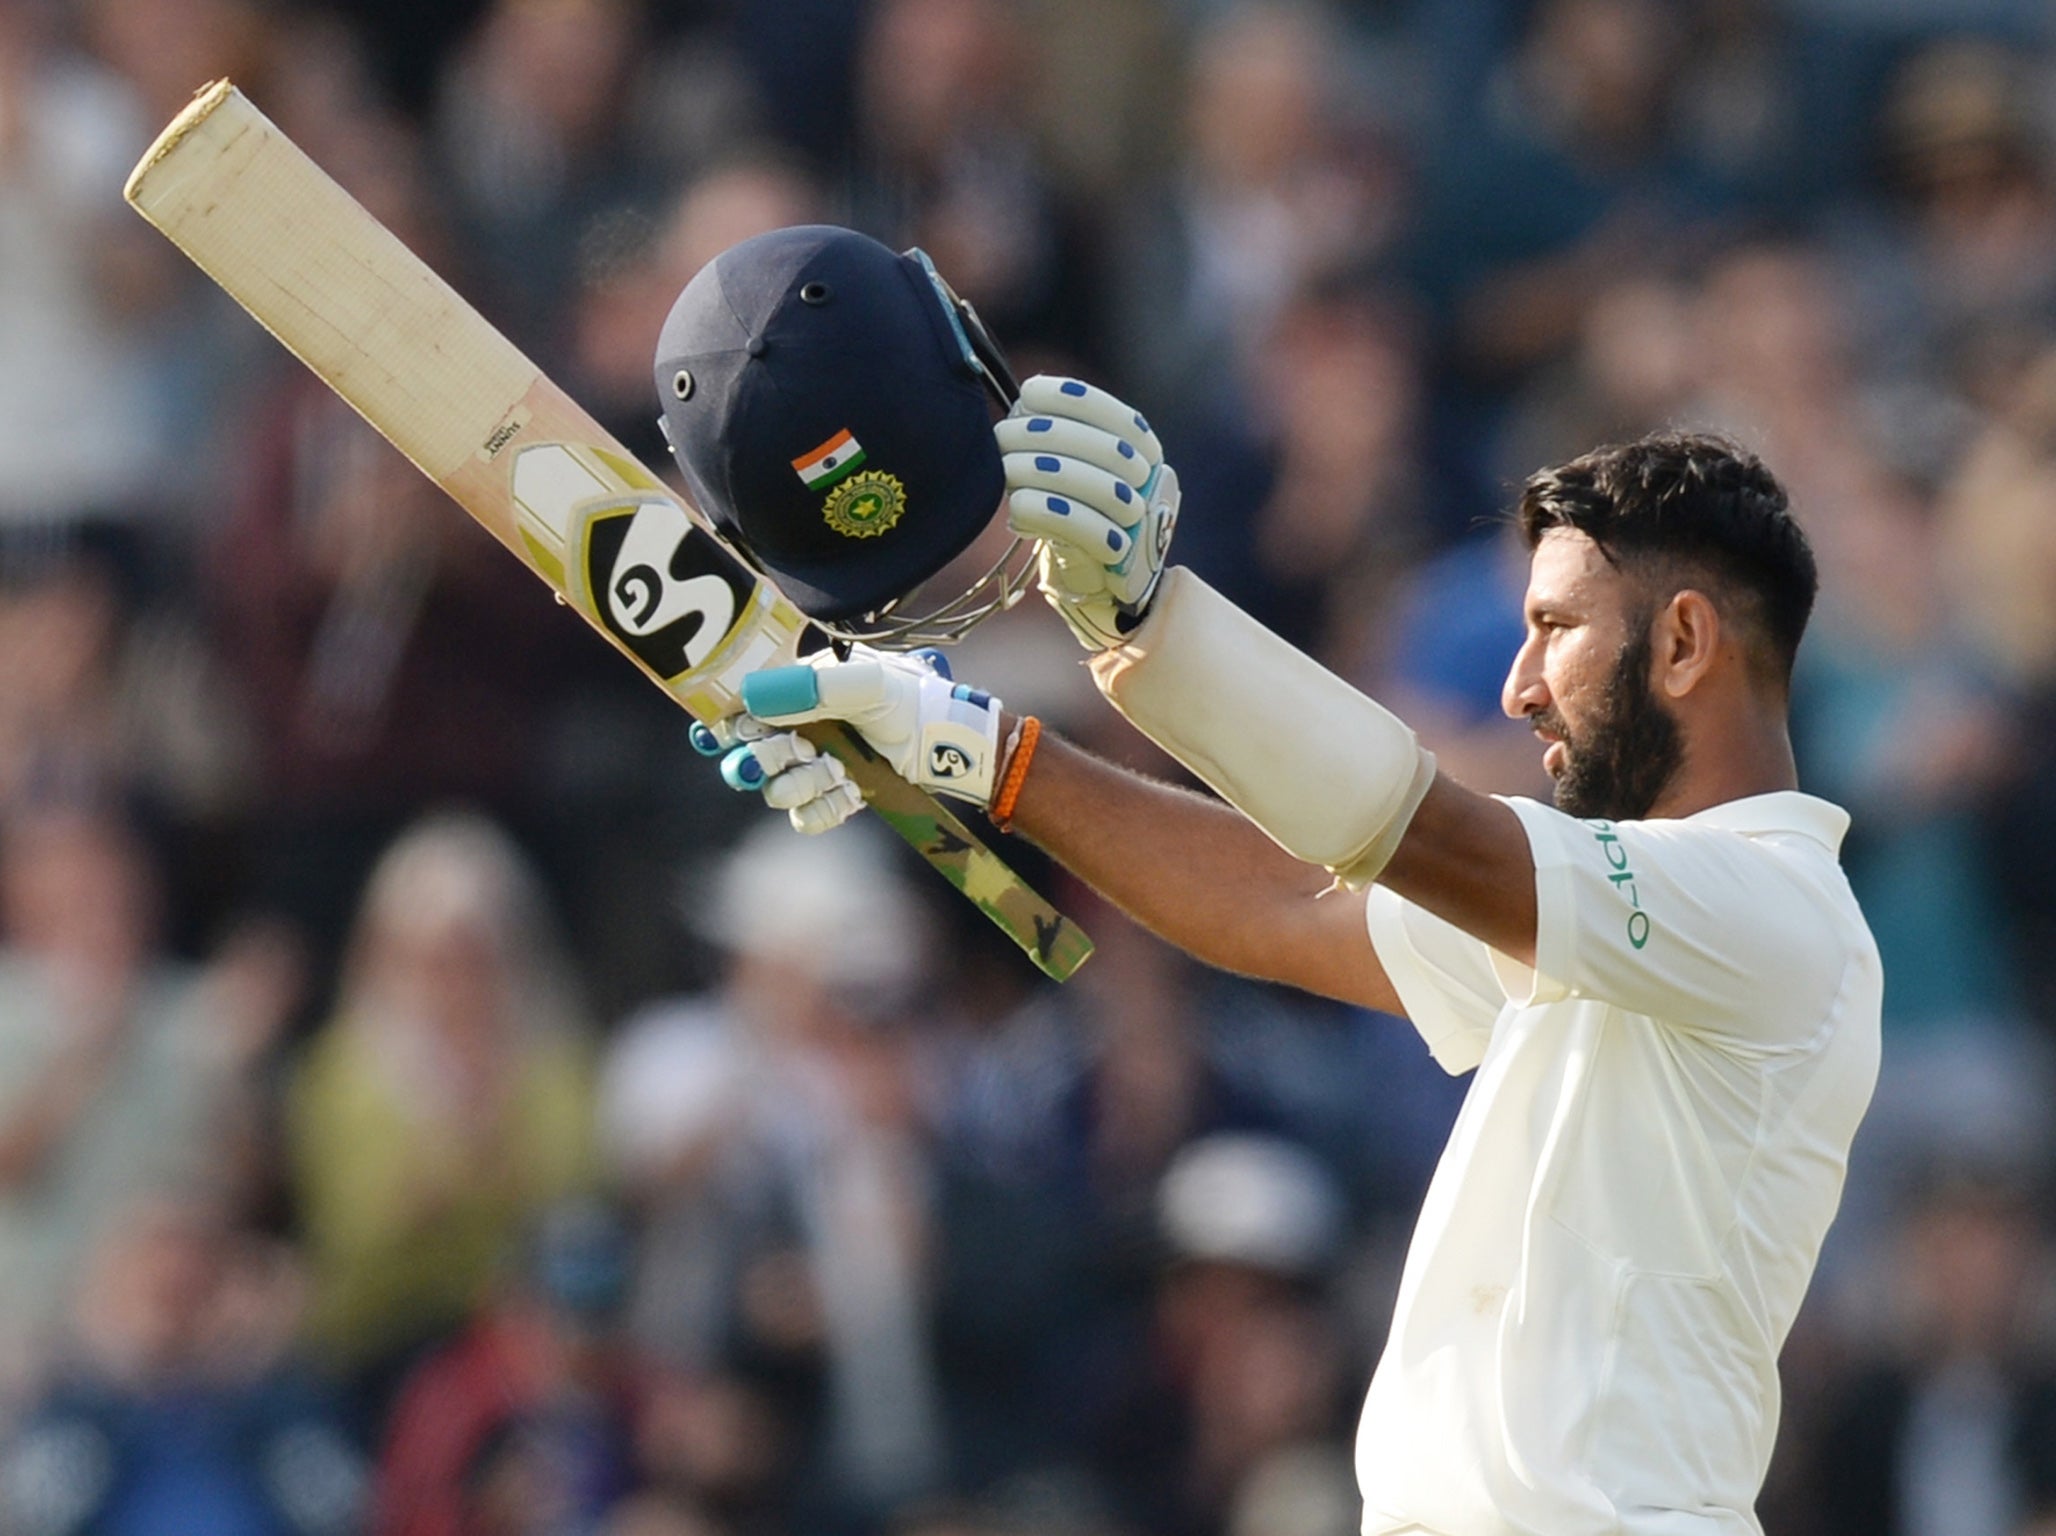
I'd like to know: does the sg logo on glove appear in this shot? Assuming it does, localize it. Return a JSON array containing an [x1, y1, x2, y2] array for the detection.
[[923, 721, 988, 786]]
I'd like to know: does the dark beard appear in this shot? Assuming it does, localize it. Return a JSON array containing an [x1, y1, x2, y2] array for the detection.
[[1541, 631, 1684, 821]]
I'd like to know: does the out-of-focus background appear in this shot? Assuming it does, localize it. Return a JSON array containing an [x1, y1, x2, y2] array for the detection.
[[2, 0, 2056, 1530]]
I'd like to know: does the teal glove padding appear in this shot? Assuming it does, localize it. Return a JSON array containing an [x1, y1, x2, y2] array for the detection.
[[689, 711, 864, 836], [697, 647, 1002, 835]]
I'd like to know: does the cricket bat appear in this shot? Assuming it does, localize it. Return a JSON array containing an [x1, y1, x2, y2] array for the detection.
[[125, 81, 1091, 981]]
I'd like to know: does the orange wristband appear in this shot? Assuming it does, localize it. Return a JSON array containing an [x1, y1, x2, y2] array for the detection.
[[990, 715, 1041, 831]]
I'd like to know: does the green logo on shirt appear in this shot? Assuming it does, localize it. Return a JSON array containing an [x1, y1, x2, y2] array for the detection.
[[1588, 821, 1651, 950]]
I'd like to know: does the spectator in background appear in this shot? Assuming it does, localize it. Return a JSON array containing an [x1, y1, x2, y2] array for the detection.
[[0, 1196, 364, 1536], [287, 811, 595, 1420], [432, 0, 678, 359], [701, 0, 863, 178], [1792, 466, 2032, 1191], [1018, 0, 1182, 217], [1811, 1167, 2056, 1536], [1685, 238, 1945, 495], [376, 1199, 653, 1536], [1936, 341, 2056, 697], [913, 865, 1412, 1509], [0, 535, 249, 843], [1058, 918, 1288, 1248], [1095, 7, 1431, 669], [601, 820, 945, 1532], [0, 803, 297, 1401], [1411, 0, 1735, 391], [0, 0, 163, 529], [77, 0, 384, 548], [1690, 237, 1850, 429], [1110, 0, 1404, 428], [210, 362, 581, 956], [846, 0, 1100, 366], [1492, 265, 1699, 481], [1173, 280, 1434, 663], [74, 0, 271, 134], [1935, 343, 2056, 1029], [1846, 38, 2056, 411], [601, 1493, 734, 1536], [1092, 1135, 1356, 1536], [916, 877, 1165, 1502], [1664, 0, 1811, 213]]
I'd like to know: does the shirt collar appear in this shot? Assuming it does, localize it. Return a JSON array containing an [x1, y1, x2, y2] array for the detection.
[[1684, 791, 1851, 852]]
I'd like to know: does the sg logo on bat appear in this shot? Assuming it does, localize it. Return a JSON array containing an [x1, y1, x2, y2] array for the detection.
[[507, 441, 763, 686], [582, 499, 756, 681]]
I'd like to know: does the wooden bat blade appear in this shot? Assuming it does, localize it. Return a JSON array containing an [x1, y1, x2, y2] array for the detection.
[[124, 80, 1090, 981]]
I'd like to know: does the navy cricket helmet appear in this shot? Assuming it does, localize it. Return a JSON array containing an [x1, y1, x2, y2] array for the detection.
[[654, 225, 1027, 642]]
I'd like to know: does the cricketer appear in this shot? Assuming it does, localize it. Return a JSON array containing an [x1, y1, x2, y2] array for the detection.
[[664, 225, 1882, 1536]]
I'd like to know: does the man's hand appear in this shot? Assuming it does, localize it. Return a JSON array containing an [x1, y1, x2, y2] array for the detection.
[[997, 376, 1179, 649], [693, 648, 1004, 834]]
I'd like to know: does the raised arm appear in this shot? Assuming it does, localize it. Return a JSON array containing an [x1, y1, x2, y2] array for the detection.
[[712, 374, 1538, 1000], [995, 375, 1538, 962], [1003, 723, 1401, 1010], [699, 646, 1400, 1007]]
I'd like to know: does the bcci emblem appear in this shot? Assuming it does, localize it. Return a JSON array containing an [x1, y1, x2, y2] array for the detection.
[[822, 469, 907, 539]]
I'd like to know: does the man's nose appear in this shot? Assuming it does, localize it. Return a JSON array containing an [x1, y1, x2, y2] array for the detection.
[[1503, 639, 1546, 721]]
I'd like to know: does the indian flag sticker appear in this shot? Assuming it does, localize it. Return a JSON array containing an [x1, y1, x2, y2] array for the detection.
[[792, 428, 866, 490]]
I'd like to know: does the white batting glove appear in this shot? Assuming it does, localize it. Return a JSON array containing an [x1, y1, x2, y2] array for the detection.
[[696, 647, 1004, 835], [691, 712, 866, 835], [996, 376, 1180, 650]]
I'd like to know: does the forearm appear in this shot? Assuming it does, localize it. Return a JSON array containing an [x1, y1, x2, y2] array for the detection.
[[1047, 565, 1538, 971], [1002, 718, 1401, 1011]]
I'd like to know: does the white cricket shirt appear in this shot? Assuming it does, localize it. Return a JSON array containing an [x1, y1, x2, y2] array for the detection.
[[1357, 792, 1881, 1535]]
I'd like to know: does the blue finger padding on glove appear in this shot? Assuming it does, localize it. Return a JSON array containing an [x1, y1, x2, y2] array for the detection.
[[1029, 418, 1052, 432], [1035, 455, 1060, 472], [1117, 441, 1135, 459], [1115, 482, 1133, 504], [720, 745, 765, 792], [743, 666, 822, 719], [1061, 381, 1086, 397], [1048, 497, 1071, 515], [689, 722, 723, 757], [910, 647, 952, 679]]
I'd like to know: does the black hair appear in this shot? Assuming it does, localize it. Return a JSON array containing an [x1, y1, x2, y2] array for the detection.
[[1515, 432, 1819, 683]]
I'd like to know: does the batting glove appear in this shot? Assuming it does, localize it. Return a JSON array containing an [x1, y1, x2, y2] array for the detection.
[[996, 376, 1180, 650], [695, 647, 1003, 835], [691, 712, 866, 835]]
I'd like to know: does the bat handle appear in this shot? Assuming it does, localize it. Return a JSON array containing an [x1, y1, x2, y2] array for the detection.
[[799, 721, 1092, 982]]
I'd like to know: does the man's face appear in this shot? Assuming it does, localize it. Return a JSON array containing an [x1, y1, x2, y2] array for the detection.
[[1502, 528, 1685, 820]]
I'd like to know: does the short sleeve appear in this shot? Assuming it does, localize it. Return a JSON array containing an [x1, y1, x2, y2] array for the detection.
[[1366, 885, 1509, 1074], [1498, 796, 1851, 1047]]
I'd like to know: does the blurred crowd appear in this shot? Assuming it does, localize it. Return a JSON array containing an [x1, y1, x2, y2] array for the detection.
[[6, 0, 2056, 1531]]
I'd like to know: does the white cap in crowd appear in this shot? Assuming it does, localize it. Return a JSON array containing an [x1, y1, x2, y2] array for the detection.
[[693, 817, 929, 995], [1157, 1132, 1347, 1278]]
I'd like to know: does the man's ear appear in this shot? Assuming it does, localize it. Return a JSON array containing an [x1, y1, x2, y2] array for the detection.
[[1653, 589, 1721, 699]]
